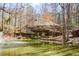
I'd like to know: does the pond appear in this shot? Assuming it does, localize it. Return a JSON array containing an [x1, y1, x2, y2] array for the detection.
[[0, 32, 30, 49]]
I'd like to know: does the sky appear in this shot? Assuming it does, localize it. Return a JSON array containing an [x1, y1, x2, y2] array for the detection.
[[0, 3, 62, 14], [0, 3, 42, 12], [31, 3, 63, 13], [31, 3, 42, 13]]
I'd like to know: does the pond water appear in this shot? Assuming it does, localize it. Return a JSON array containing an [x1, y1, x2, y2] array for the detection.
[[0, 32, 4, 43], [0, 32, 29, 49]]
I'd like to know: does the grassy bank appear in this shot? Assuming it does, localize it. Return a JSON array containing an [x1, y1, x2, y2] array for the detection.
[[0, 39, 79, 56]]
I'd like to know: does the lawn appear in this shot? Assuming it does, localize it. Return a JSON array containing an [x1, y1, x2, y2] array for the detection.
[[0, 39, 79, 56]]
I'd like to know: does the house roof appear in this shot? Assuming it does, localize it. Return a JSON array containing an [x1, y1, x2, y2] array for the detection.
[[33, 19, 60, 26]]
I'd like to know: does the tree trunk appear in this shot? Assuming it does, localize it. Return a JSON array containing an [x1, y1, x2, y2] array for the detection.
[[66, 4, 70, 42], [14, 4, 18, 37], [61, 4, 67, 46], [2, 3, 5, 31]]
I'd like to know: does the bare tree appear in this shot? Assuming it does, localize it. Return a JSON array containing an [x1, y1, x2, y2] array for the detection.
[[2, 3, 5, 31], [14, 3, 18, 37], [60, 3, 67, 46], [66, 4, 71, 42]]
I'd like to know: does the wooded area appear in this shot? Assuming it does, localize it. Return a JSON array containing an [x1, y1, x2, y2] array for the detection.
[[0, 3, 79, 45], [0, 3, 79, 56]]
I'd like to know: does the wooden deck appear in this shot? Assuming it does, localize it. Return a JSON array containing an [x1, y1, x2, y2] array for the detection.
[[40, 35, 79, 45], [40, 36, 63, 44]]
